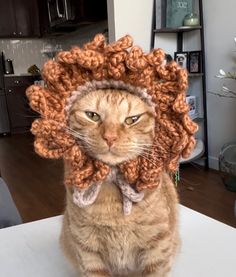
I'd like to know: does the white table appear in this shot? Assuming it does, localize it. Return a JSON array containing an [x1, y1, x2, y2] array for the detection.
[[0, 206, 235, 277]]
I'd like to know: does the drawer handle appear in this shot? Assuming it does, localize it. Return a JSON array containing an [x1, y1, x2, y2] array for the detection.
[[8, 89, 12, 93], [14, 80, 21, 84]]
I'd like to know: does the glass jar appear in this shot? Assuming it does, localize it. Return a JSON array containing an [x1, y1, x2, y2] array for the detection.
[[183, 13, 200, 26], [219, 142, 236, 192]]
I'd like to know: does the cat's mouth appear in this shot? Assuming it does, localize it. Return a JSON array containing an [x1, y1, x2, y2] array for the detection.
[[94, 146, 139, 165], [94, 148, 127, 165]]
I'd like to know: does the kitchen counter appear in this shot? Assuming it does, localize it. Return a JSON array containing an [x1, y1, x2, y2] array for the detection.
[[4, 73, 41, 77]]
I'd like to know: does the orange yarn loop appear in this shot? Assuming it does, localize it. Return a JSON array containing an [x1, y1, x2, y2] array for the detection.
[[26, 34, 198, 191]]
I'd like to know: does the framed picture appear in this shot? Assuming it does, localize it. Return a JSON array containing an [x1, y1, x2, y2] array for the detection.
[[186, 95, 198, 118], [189, 51, 202, 73], [174, 52, 188, 69], [166, 0, 193, 28]]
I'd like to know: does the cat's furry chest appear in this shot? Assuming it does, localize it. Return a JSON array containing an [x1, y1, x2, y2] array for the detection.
[[62, 172, 179, 276]]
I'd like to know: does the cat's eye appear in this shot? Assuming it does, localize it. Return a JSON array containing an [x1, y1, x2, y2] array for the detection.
[[125, 115, 140, 125], [85, 111, 100, 122]]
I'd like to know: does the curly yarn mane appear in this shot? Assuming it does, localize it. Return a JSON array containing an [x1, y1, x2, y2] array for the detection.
[[26, 34, 198, 191]]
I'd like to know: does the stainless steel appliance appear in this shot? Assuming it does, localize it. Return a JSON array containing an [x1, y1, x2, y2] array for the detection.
[[47, 0, 76, 27], [46, 0, 107, 29], [0, 52, 10, 135]]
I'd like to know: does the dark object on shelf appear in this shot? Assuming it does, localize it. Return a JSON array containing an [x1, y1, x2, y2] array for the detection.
[[152, 0, 208, 168], [27, 64, 41, 75], [219, 142, 236, 192], [165, 53, 173, 63], [174, 51, 189, 69], [4, 59, 14, 75], [189, 51, 202, 73]]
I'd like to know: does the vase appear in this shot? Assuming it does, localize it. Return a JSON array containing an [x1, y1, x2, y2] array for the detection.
[[219, 142, 236, 192], [183, 13, 200, 26]]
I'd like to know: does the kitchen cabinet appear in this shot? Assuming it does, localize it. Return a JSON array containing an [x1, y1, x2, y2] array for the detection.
[[0, 0, 40, 38], [0, 0, 107, 38], [4, 76, 40, 134]]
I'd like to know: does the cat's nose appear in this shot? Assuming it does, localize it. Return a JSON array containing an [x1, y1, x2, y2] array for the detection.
[[103, 133, 117, 147]]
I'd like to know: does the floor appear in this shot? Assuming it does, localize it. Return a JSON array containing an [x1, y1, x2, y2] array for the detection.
[[0, 133, 235, 228]]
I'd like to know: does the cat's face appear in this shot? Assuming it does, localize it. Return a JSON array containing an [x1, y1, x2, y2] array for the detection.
[[68, 89, 155, 165]]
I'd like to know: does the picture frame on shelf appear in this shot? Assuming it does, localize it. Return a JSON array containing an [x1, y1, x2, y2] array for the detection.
[[174, 51, 188, 69], [166, 0, 193, 28], [186, 95, 198, 119], [189, 51, 202, 73]]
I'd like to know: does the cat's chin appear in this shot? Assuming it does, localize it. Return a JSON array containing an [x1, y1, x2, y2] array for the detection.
[[95, 152, 131, 166]]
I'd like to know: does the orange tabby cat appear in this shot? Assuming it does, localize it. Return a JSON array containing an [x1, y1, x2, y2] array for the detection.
[[60, 88, 179, 277]]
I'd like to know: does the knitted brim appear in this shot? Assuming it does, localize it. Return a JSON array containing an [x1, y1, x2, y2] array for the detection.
[[26, 34, 198, 191]]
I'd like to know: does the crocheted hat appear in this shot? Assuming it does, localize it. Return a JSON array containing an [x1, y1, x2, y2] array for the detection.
[[26, 34, 198, 192]]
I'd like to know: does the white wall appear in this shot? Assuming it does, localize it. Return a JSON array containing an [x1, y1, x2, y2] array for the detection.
[[203, 0, 236, 169], [107, 0, 153, 52]]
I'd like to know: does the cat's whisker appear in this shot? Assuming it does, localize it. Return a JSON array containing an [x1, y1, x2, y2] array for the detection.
[[133, 147, 172, 161], [117, 143, 176, 159], [127, 146, 152, 151], [128, 146, 164, 156], [65, 127, 88, 138], [121, 143, 152, 149], [65, 128, 95, 145], [136, 153, 158, 167], [119, 145, 163, 158], [124, 149, 158, 168], [136, 143, 178, 156], [67, 131, 94, 145]]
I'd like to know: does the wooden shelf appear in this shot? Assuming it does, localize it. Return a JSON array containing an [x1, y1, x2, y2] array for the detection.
[[193, 117, 205, 123], [153, 26, 202, 33], [152, 0, 209, 168], [189, 115, 205, 122], [188, 73, 204, 77]]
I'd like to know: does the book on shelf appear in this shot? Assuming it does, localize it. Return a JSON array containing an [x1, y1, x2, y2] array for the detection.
[[155, 0, 166, 29], [166, 0, 193, 28]]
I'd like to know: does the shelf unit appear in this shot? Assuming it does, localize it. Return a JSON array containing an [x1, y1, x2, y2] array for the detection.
[[151, 0, 208, 168]]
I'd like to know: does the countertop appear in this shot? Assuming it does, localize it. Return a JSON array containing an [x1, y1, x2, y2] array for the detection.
[[4, 73, 41, 77]]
